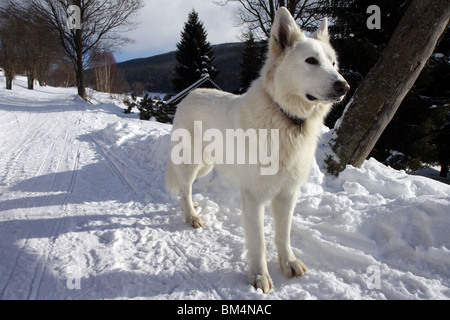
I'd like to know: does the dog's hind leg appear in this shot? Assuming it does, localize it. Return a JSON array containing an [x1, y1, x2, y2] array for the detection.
[[271, 190, 307, 278], [178, 164, 205, 228], [166, 160, 181, 195]]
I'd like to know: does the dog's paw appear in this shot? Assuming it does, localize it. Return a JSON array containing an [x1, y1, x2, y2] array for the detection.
[[250, 274, 274, 294], [280, 259, 307, 278], [186, 215, 204, 228]]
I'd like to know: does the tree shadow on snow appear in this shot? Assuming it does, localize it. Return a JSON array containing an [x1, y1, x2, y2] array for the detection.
[[0, 209, 249, 299]]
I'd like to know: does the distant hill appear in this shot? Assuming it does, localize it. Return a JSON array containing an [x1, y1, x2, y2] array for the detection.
[[116, 42, 245, 94]]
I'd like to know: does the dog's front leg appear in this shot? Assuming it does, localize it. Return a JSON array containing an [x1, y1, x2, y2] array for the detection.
[[271, 190, 307, 278], [241, 189, 273, 293]]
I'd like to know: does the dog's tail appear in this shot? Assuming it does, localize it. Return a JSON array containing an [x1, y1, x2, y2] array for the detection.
[[166, 158, 180, 195]]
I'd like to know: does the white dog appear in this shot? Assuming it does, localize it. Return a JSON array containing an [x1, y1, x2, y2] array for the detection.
[[166, 7, 349, 293]]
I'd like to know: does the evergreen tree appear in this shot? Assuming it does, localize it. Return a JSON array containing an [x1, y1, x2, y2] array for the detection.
[[388, 46, 450, 175], [239, 31, 265, 93], [123, 94, 176, 123], [171, 10, 218, 93]]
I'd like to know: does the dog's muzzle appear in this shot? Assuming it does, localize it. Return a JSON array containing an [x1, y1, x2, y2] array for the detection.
[[334, 80, 350, 96], [308, 80, 350, 103], [326, 80, 351, 102]]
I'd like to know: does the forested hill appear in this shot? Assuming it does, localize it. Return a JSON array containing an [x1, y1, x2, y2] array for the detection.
[[116, 42, 245, 94]]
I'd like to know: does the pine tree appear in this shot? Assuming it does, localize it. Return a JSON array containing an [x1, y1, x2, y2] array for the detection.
[[171, 9, 217, 93], [239, 31, 265, 93]]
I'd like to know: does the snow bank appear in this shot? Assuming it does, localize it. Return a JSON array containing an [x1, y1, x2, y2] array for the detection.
[[0, 75, 449, 300]]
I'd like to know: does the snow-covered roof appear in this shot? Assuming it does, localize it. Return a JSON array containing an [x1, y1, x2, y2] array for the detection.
[[165, 74, 221, 105]]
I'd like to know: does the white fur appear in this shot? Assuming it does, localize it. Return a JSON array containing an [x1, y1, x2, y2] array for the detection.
[[166, 7, 348, 293]]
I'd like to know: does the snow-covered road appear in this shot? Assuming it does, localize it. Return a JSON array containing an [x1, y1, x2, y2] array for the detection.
[[1, 76, 449, 300]]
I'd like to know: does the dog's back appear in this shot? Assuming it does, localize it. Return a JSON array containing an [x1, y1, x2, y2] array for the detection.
[[166, 88, 240, 195]]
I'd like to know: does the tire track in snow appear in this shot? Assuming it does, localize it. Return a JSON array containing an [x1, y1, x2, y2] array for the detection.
[[0, 126, 73, 299], [0, 123, 69, 299], [27, 158, 78, 300], [0, 115, 47, 185], [27, 110, 86, 300], [0, 239, 29, 299], [88, 135, 139, 197], [63, 145, 81, 205], [31, 128, 66, 189], [0, 90, 88, 298], [0, 110, 21, 127], [1, 108, 84, 299]]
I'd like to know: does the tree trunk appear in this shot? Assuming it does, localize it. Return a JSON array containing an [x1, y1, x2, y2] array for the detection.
[[5, 76, 13, 90], [326, 0, 450, 175], [75, 28, 86, 100], [75, 62, 85, 99], [27, 70, 34, 90], [440, 162, 448, 178], [37, 63, 48, 86]]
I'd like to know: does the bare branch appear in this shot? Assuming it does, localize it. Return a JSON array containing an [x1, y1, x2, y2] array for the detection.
[[217, 0, 332, 39]]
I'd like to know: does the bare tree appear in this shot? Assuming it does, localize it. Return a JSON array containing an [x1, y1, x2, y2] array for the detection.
[[34, 23, 64, 87], [0, 3, 64, 89], [325, 0, 450, 175], [0, 5, 22, 90], [48, 59, 76, 88], [92, 49, 121, 93], [20, 13, 49, 89], [92, 50, 112, 93], [216, 0, 330, 38], [12, 0, 143, 100], [23, 11, 63, 89]]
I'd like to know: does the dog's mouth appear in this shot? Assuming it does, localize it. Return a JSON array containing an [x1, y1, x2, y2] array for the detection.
[[306, 94, 317, 101], [328, 94, 346, 103], [307, 93, 346, 103]]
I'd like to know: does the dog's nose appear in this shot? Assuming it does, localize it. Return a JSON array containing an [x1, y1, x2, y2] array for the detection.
[[334, 81, 350, 95]]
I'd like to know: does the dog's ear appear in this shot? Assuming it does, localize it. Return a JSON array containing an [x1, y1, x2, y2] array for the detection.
[[311, 18, 330, 43], [271, 7, 304, 51]]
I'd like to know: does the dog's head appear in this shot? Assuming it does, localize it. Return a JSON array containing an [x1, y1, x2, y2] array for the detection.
[[264, 8, 349, 115]]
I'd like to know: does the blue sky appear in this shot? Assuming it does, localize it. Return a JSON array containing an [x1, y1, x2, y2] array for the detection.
[[114, 0, 241, 62]]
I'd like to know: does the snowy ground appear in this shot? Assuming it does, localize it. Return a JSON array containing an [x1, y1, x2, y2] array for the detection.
[[1, 75, 449, 300]]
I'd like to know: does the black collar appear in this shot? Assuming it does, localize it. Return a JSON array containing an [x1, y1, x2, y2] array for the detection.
[[276, 102, 306, 128]]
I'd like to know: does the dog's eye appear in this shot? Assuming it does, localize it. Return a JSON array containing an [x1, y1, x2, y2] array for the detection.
[[332, 62, 336, 67], [305, 57, 319, 65]]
